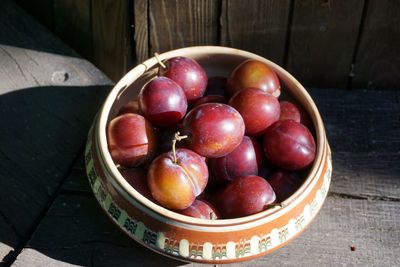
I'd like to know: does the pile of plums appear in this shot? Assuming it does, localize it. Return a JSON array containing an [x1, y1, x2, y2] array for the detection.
[[107, 56, 316, 220]]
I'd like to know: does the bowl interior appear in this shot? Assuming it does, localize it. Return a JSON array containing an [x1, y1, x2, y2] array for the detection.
[[98, 46, 325, 226]]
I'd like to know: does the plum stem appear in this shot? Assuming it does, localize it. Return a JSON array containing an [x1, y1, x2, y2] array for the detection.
[[154, 52, 167, 69], [172, 131, 188, 164]]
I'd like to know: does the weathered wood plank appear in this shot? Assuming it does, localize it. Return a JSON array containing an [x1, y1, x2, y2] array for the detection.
[[12, 194, 400, 266], [91, 0, 132, 81], [134, 0, 149, 63], [287, 0, 364, 88], [0, 83, 112, 259], [12, 195, 181, 267], [308, 88, 400, 200], [220, 0, 290, 66], [237, 196, 400, 267], [0, 1, 110, 93], [149, 0, 219, 54], [61, 154, 92, 194], [331, 152, 400, 200], [351, 0, 400, 89], [0, 0, 112, 262], [13, 0, 54, 31], [309, 88, 400, 154], [54, 0, 92, 60], [0, 45, 110, 93]]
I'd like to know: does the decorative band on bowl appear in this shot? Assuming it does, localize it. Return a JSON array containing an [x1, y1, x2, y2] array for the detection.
[[85, 124, 332, 262]]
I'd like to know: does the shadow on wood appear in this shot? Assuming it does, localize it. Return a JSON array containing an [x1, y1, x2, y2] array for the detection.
[[12, 193, 185, 266], [0, 85, 110, 263], [0, 85, 185, 266]]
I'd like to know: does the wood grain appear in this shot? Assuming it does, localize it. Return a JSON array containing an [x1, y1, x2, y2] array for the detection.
[[91, 0, 132, 81], [309, 88, 400, 154], [12, 195, 182, 267], [287, 0, 364, 88], [134, 0, 149, 63], [0, 0, 110, 93], [238, 196, 400, 267], [220, 0, 291, 66], [0, 0, 112, 263], [331, 152, 400, 200], [11, 194, 400, 266], [351, 0, 400, 89], [54, 0, 92, 59], [149, 0, 219, 54]]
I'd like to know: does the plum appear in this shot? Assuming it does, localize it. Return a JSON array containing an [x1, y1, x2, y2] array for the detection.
[[177, 199, 220, 220], [227, 59, 280, 97], [107, 113, 157, 167], [208, 136, 262, 188], [159, 56, 207, 102], [138, 76, 187, 128], [183, 103, 245, 158], [263, 120, 316, 170], [228, 88, 280, 136], [147, 148, 208, 210], [279, 101, 301, 123], [212, 175, 276, 218]]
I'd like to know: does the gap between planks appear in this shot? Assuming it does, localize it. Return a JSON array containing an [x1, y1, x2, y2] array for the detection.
[[3, 144, 87, 266]]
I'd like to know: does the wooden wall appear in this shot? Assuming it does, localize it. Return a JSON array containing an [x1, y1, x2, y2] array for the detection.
[[13, 0, 400, 89]]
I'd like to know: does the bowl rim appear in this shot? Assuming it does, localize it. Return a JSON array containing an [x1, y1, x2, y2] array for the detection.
[[95, 46, 326, 227]]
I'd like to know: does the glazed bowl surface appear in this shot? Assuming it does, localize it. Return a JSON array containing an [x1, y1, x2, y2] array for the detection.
[[85, 46, 332, 264]]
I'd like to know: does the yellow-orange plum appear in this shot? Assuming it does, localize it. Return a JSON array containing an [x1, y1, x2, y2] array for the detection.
[[147, 148, 208, 210]]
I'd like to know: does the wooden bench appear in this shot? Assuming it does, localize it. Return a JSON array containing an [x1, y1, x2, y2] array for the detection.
[[0, 0, 399, 266]]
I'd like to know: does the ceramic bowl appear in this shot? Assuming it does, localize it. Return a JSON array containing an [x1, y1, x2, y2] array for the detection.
[[85, 46, 332, 264]]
